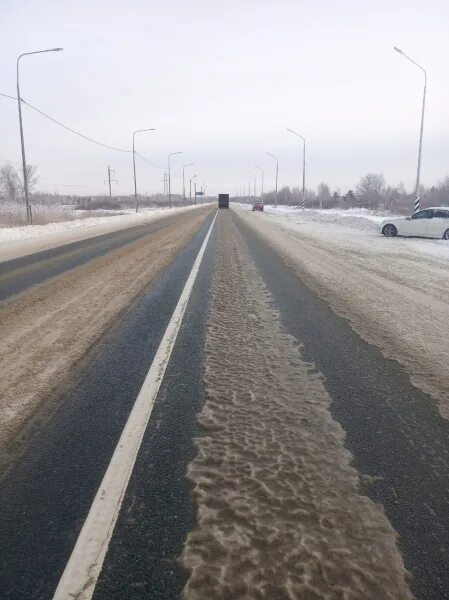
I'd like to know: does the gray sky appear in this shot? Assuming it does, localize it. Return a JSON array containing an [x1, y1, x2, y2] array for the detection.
[[1, 0, 449, 197]]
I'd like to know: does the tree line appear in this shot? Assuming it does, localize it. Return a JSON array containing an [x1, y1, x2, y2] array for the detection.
[[1, 163, 449, 215], [240, 173, 449, 214]]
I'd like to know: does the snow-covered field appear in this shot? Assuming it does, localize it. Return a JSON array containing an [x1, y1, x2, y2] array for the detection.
[[0, 205, 208, 262], [235, 204, 449, 422]]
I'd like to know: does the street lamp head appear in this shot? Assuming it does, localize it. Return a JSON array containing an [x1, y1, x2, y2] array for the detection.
[[394, 46, 403, 54], [184, 163, 194, 167], [134, 128, 155, 135], [53, 47, 64, 52], [287, 128, 305, 141]]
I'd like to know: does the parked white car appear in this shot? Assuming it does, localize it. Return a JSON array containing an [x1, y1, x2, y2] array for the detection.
[[380, 207, 449, 240]]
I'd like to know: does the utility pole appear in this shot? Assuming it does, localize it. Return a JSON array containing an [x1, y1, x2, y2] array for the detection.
[[194, 181, 197, 204], [104, 166, 118, 197]]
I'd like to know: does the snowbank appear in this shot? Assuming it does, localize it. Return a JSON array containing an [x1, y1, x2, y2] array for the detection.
[[264, 205, 390, 231], [0, 206, 198, 242], [0, 204, 209, 263]]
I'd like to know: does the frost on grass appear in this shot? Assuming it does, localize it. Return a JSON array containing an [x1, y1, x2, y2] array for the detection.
[[182, 214, 412, 600]]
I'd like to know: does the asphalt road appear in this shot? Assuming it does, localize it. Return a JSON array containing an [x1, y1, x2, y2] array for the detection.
[[1, 208, 449, 599], [0, 211, 194, 301]]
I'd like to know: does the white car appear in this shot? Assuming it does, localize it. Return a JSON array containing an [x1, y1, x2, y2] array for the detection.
[[380, 207, 449, 240]]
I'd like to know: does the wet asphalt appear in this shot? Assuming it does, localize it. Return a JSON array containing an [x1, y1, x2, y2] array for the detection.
[[1, 208, 449, 599]]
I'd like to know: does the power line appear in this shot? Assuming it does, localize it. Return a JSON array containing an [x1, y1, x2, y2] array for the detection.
[[24, 99, 131, 154], [135, 152, 164, 170], [39, 182, 92, 187], [1, 92, 164, 168]]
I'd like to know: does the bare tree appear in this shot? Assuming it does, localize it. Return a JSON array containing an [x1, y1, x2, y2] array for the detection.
[[20, 164, 39, 201], [316, 183, 331, 209], [0, 165, 20, 203], [356, 173, 386, 209], [0, 164, 39, 203]]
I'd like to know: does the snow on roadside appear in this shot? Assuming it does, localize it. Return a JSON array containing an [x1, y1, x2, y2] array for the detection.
[[235, 203, 392, 230], [234, 203, 449, 261], [0, 205, 200, 243], [0, 204, 213, 263], [235, 205, 449, 422]]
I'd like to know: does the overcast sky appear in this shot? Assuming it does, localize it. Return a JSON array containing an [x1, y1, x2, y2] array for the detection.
[[1, 0, 449, 197]]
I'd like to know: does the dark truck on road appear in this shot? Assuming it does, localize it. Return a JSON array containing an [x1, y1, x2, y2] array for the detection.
[[218, 194, 229, 209]]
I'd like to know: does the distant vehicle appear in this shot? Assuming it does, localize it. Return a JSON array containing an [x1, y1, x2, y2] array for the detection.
[[252, 200, 264, 212], [218, 194, 229, 209], [381, 207, 449, 239]]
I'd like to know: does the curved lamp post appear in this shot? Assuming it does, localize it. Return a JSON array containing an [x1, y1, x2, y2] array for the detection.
[[394, 46, 427, 214], [17, 47, 63, 224], [183, 163, 194, 205], [189, 174, 197, 204], [133, 128, 155, 213], [168, 151, 183, 208], [254, 165, 264, 201], [266, 152, 279, 207], [286, 128, 306, 209]]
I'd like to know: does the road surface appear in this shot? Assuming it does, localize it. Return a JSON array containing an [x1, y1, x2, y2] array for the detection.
[[1, 206, 449, 599]]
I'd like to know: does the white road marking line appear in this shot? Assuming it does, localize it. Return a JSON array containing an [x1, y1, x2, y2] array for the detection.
[[53, 210, 218, 600]]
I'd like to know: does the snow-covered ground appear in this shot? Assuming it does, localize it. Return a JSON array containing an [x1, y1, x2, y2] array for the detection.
[[235, 204, 449, 423], [0, 205, 209, 263], [235, 203, 449, 261], [265, 205, 388, 229]]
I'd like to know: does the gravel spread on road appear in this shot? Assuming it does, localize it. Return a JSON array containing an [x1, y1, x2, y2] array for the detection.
[[182, 212, 412, 600], [0, 208, 212, 462], [235, 207, 449, 421]]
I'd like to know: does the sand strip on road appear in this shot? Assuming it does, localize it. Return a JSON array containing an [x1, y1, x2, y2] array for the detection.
[[182, 212, 412, 600]]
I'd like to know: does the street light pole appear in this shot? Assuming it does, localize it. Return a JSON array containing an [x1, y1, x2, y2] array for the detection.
[[133, 128, 155, 213], [266, 152, 279, 207], [286, 128, 306, 210], [189, 174, 197, 204], [254, 166, 264, 201], [182, 163, 194, 205], [168, 151, 183, 208], [394, 47, 427, 213], [17, 47, 63, 224]]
